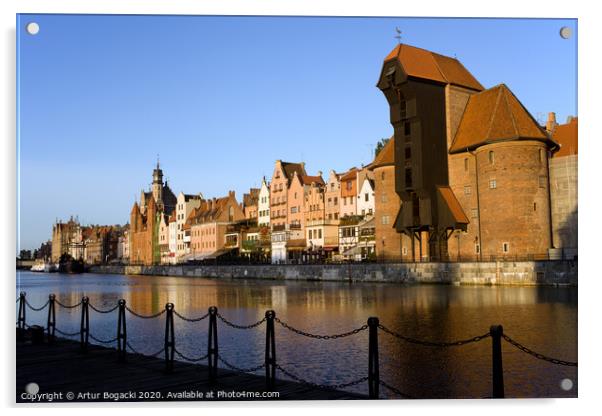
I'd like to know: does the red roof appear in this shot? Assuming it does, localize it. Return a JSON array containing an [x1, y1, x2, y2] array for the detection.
[[384, 44, 484, 91], [449, 84, 555, 153], [552, 117, 578, 157]]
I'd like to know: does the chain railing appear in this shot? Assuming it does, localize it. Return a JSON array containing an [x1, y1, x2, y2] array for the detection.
[[275, 317, 368, 339], [216, 312, 266, 329], [502, 333, 578, 367], [16, 291, 578, 399], [276, 364, 369, 390], [378, 324, 491, 347]]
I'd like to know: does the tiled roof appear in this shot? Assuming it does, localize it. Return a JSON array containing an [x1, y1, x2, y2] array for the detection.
[[340, 168, 358, 181], [369, 137, 395, 169], [187, 196, 232, 225], [281, 162, 306, 181], [384, 44, 484, 91], [301, 175, 325, 186], [552, 117, 578, 157], [449, 84, 554, 153]]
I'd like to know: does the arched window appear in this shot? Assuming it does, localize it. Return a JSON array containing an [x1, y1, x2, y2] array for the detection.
[[488, 151, 495, 164]]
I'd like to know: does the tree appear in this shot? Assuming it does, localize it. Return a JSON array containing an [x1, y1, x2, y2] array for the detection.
[[374, 138, 390, 157]]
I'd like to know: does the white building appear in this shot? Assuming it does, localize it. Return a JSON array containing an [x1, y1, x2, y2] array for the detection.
[[168, 218, 177, 264], [176, 192, 203, 260], [258, 177, 271, 227], [357, 174, 375, 218]]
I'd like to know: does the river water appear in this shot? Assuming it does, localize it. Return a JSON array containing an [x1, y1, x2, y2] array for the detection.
[[16, 270, 577, 399]]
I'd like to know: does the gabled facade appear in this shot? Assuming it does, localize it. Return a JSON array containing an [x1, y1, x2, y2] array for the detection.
[[357, 171, 375, 218], [339, 168, 359, 218], [324, 170, 341, 222], [258, 177, 271, 228], [176, 192, 203, 259]]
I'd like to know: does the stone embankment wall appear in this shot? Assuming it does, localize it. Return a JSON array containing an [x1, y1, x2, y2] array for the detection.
[[89, 260, 577, 286]]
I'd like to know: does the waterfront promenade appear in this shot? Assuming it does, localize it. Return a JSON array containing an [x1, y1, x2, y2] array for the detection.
[[17, 336, 365, 402], [90, 259, 578, 286]]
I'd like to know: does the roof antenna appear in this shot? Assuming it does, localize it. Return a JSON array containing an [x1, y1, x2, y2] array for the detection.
[[395, 27, 402, 44]]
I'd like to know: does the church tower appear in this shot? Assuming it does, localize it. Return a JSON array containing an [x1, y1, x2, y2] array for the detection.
[[152, 159, 163, 206]]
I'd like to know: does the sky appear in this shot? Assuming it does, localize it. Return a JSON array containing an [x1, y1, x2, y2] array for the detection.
[[16, 14, 577, 252]]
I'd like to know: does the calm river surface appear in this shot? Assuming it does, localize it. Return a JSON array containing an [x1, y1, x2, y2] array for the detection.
[[16, 271, 577, 399]]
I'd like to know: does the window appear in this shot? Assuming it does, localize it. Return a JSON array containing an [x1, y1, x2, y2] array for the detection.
[[381, 194, 388, 203], [308, 230, 313, 239], [475, 244, 480, 254], [334, 213, 339, 220], [346, 181, 352, 191], [369, 209, 373, 215], [502, 242, 510, 253], [362, 209, 366, 216], [402, 247, 408, 255], [381, 172, 385, 180], [464, 186, 471, 195], [489, 179, 497, 189], [471, 208, 478, 219], [318, 229, 322, 239], [404, 121, 411, 136], [381, 215, 390, 225], [539, 149, 545, 164], [464, 158, 469, 171], [488, 151, 495, 164], [365, 193, 369, 201], [405, 168, 413, 187], [539, 176, 546, 188], [405, 146, 411, 160], [400, 100, 407, 119]]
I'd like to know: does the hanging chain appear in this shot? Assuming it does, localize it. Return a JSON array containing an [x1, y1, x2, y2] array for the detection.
[[89, 303, 119, 314], [126, 341, 165, 358], [216, 313, 266, 329], [125, 306, 166, 319], [89, 333, 118, 344], [173, 310, 210, 322], [55, 299, 82, 309], [173, 348, 209, 362], [217, 354, 265, 373], [379, 380, 415, 399], [502, 334, 577, 366], [24, 299, 49, 311], [275, 318, 368, 339], [55, 327, 81, 337], [276, 364, 369, 389], [378, 324, 490, 347]]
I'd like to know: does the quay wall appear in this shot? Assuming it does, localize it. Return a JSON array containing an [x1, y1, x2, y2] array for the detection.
[[89, 261, 577, 286]]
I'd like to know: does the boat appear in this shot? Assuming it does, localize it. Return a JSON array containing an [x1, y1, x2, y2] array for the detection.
[[30, 260, 58, 273]]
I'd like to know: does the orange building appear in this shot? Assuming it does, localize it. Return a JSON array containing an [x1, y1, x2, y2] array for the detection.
[[129, 162, 177, 265], [339, 167, 359, 218], [187, 191, 245, 261]]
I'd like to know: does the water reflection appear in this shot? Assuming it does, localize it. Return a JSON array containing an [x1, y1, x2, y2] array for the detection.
[[16, 271, 577, 399]]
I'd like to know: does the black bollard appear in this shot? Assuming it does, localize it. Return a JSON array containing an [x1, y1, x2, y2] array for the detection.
[[265, 310, 276, 389], [80, 296, 89, 352], [490, 325, 505, 398], [17, 292, 26, 341], [47, 294, 56, 344], [117, 299, 127, 362], [207, 307, 218, 381], [164, 303, 175, 373], [367, 317, 380, 399]]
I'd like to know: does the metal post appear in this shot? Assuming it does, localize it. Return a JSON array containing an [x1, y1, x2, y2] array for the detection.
[[368, 317, 380, 399], [17, 292, 26, 341], [265, 310, 276, 389], [80, 296, 89, 352], [164, 303, 175, 373], [207, 306, 218, 381], [490, 325, 505, 398], [117, 299, 127, 362], [47, 294, 56, 344]]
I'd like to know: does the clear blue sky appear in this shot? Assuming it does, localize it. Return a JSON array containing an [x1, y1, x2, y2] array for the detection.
[[17, 14, 577, 252]]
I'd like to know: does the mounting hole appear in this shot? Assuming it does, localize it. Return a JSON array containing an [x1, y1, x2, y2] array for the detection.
[[26, 22, 40, 35], [559, 26, 572, 39], [560, 378, 573, 391], [25, 382, 39, 395]]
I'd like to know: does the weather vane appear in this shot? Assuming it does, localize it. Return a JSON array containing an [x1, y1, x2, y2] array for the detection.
[[395, 27, 402, 44]]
